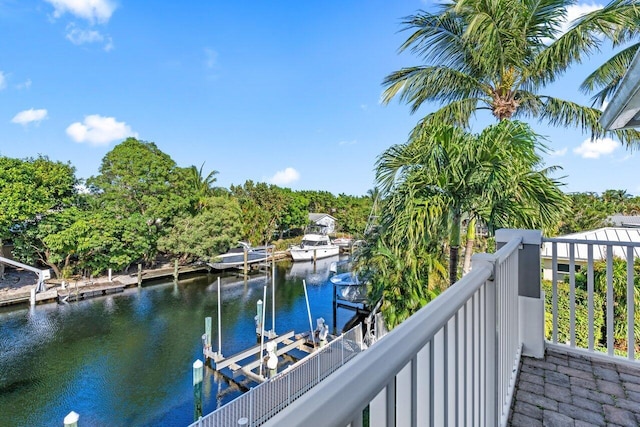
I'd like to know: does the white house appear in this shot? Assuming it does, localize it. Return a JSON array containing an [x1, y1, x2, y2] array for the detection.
[[308, 213, 336, 235], [541, 227, 640, 280]]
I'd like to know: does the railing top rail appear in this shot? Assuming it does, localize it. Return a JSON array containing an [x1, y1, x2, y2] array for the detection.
[[495, 235, 523, 264], [263, 237, 514, 426], [543, 237, 640, 247]]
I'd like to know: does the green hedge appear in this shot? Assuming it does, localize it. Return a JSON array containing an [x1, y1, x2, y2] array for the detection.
[[543, 280, 604, 348]]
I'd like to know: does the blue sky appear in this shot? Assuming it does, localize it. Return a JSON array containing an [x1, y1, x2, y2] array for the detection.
[[0, 0, 636, 196]]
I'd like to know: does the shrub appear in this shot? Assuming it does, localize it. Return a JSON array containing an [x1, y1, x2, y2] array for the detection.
[[543, 280, 604, 348]]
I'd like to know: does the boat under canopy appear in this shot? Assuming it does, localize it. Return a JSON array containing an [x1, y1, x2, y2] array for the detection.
[[208, 242, 272, 270]]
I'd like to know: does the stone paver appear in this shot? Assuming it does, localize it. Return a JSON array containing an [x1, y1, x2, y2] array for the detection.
[[509, 348, 640, 427]]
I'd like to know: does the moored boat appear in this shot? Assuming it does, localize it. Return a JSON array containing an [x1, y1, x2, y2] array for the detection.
[[330, 272, 367, 303], [207, 242, 272, 270], [289, 234, 340, 261]]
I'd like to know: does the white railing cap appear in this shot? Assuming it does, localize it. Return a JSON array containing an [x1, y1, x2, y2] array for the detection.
[[496, 229, 541, 246]]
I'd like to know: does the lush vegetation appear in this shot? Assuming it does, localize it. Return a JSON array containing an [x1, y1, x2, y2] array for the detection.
[[357, 0, 640, 327], [2, 138, 373, 279]]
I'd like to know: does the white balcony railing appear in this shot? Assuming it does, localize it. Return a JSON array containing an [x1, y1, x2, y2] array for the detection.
[[263, 234, 524, 427], [543, 236, 640, 362]]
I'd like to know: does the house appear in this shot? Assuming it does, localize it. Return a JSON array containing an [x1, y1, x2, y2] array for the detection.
[[607, 214, 640, 228], [541, 226, 640, 280], [308, 213, 336, 235], [600, 49, 640, 129]]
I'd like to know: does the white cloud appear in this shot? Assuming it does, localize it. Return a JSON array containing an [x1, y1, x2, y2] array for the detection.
[[65, 24, 113, 50], [559, 3, 604, 36], [66, 114, 136, 146], [66, 26, 103, 44], [44, 0, 117, 24], [270, 167, 300, 185], [0, 71, 6, 90], [11, 108, 48, 126], [573, 137, 619, 159], [16, 78, 32, 90], [549, 147, 567, 157]]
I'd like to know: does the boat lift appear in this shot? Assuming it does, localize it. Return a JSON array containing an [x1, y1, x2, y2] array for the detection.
[[0, 255, 51, 303]]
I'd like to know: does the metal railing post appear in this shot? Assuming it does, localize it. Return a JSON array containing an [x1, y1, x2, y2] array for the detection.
[[496, 229, 544, 358]]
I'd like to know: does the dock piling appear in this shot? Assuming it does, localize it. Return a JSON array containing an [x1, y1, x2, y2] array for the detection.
[[137, 263, 142, 287], [217, 277, 222, 356], [173, 260, 179, 282], [193, 359, 203, 420], [204, 317, 212, 353], [63, 411, 79, 427]]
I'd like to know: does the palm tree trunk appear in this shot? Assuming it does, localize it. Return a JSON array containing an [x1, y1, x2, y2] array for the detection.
[[463, 217, 476, 275], [449, 210, 461, 286]]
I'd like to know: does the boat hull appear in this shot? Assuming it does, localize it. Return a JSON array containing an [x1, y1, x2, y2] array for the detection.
[[289, 246, 340, 261], [207, 252, 269, 270]]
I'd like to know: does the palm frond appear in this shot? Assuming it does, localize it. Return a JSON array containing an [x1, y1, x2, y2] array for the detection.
[[580, 43, 640, 107], [381, 66, 487, 112]]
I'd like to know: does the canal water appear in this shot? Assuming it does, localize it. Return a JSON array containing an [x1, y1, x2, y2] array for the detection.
[[0, 256, 354, 427]]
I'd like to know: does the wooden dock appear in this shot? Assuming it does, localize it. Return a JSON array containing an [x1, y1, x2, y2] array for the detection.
[[204, 330, 312, 384], [57, 282, 126, 303], [0, 263, 212, 307]]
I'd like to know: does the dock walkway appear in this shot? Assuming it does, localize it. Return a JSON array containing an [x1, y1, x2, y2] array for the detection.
[[0, 263, 211, 307]]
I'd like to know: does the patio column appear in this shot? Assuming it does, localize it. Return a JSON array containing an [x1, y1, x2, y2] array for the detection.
[[496, 229, 545, 358]]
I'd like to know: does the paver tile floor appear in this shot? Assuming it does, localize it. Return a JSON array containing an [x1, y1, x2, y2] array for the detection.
[[509, 347, 640, 426]]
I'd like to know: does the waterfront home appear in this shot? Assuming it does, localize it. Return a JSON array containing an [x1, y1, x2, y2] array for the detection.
[[308, 213, 336, 235], [540, 227, 640, 280]]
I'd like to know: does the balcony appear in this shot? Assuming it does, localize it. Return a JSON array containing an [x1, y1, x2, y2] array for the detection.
[[258, 229, 640, 427]]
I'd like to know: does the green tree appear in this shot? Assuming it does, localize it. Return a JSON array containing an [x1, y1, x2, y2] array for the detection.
[[186, 162, 219, 212], [574, 258, 640, 353], [382, 0, 640, 145], [230, 181, 287, 244], [558, 192, 610, 234], [88, 138, 191, 223], [276, 189, 309, 238], [376, 120, 567, 286], [0, 156, 76, 276], [11, 207, 84, 278], [158, 196, 243, 262]]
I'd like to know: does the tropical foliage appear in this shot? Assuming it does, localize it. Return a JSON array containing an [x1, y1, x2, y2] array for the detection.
[[3, 139, 373, 278], [374, 120, 567, 287], [382, 0, 640, 145]]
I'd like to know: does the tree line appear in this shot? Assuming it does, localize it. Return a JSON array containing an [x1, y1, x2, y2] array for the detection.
[[353, 0, 640, 328], [0, 138, 373, 279]]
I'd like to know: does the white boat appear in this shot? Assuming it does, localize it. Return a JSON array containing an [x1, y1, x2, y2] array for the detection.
[[289, 234, 340, 261], [330, 272, 368, 303], [207, 242, 271, 270]]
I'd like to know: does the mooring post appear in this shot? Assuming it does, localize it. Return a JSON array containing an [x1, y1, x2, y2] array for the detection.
[[108, 268, 112, 282], [173, 259, 179, 282], [193, 359, 203, 420], [332, 281, 337, 335], [255, 299, 263, 341], [217, 277, 222, 356], [204, 317, 212, 355], [137, 263, 142, 287], [63, 411, 79, 427], [243, 248, 248, 277], [30, 288, 36, 306]]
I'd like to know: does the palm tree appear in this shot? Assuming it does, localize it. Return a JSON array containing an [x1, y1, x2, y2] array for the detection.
[[376, 120, 567, 285], [187, 163, 219, 211], [382, 0, 640, 145]]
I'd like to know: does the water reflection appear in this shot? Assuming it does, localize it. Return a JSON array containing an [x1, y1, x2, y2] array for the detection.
[[0, 258, 353, 427]]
